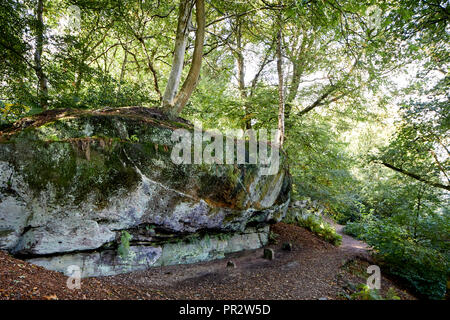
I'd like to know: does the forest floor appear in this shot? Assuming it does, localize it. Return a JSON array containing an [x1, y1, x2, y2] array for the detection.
[[0, 222, 416, 300]]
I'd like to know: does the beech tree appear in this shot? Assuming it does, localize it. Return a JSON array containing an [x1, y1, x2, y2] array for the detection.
[[275, 8, 284, 146], [162, 0, 205, 116], [34, 0, 49, 109]]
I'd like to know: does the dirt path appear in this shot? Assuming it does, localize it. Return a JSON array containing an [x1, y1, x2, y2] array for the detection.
[[324, 218, 371, 260], [0, 222, 415, 300]]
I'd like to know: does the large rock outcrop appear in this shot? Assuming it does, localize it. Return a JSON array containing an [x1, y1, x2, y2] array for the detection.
[[0, 107, 290, 277]]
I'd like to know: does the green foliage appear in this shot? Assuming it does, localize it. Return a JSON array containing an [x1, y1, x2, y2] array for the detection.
[[216, 233, 232, 242], [342, 205, 376, 240], [284, 209, 342, 246], [117, 231, 132, 259], [343, 221, 367, 240], [128, 134, 139, 143], [297, 214, 342, 246], [268, 231, 279, 244], [344, 214, 449, 300], [0, 101, 31, 125], [350, 284, 400, 300], [184, 234, 202, 244], [339, 163, 449, 299], [351, 284, 383, 300], [287, 118, 359, 215], [365, 220, 448, 300]]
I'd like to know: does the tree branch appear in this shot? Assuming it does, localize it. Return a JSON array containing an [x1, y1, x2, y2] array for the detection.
[[380, 161, 450, 191]]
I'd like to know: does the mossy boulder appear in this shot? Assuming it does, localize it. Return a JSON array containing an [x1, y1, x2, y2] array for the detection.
[[0, 107, 290, 275]]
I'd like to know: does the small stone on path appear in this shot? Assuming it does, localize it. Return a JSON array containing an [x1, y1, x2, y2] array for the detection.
[[263, 248, 274, 260]]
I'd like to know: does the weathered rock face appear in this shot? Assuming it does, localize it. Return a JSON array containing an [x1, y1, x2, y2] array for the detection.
[[27, 226, 270, 277], [0, 107, 290, 276]]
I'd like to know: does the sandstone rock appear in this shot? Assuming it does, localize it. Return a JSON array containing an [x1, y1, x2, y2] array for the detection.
[[28, 246, 163, 277], [0, 107, 290, 276], [227, 260, 236, 268], [282, 242, 292, 251], [28, 226, 269, 277], [13, 218, 116, 255]]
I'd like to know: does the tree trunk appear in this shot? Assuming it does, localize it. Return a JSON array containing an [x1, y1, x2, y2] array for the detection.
[[413, 189, 422, 240], [163, 0, 205, 116], [162, 0, 192, 108], [117, 50, 128, 98], [234, 17, 251, 129], [285, 28, 309, 119], [235, 20, 246, 100], [74, 64, 83, 96], [34, 0, 48, 109], [285, 62, 302, 119], [276, 25, 285, 146]]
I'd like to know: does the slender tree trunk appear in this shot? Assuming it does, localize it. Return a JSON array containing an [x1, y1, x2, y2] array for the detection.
[[276, 24, 285, 146], [237, 53, 251, 129], [236, 53, 246, 99], [34, 0, 48, 109], [163, 0, 205, 117], [172, 0, 205, 115], [117, 50, 128, 98], [285, 29, 308, 119], [235, 21, 246, 99], [74, 64, 83, 96], [162, 0, 192, 107], [285, 62, 302, 119], [413, 190, 422, 240], [234, 17, 251, 129]]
